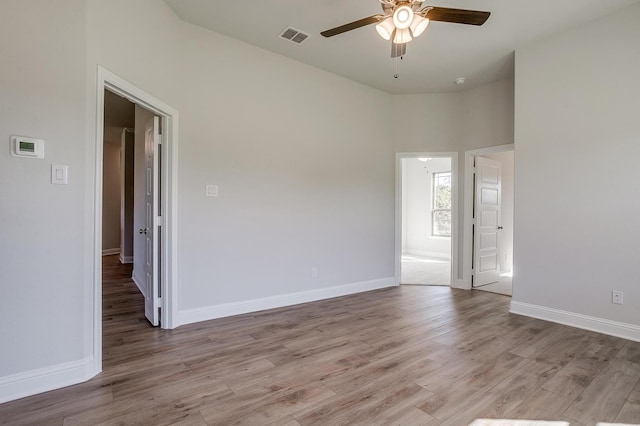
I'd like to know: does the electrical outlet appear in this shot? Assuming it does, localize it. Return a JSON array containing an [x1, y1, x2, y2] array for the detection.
[[612, 291, 624, 305], [311, 267, 318, 278], [205, 184, 218, 197]]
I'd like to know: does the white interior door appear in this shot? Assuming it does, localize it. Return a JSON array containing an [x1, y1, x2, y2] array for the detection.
[[473, 156, 501, 287], [143, 117, 160, 326]]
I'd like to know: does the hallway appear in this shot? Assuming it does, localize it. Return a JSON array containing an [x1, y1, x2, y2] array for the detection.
[[101, 255, 161, 369]]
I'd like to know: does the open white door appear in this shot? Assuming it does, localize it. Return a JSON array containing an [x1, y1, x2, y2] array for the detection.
[[473, 156, 501, 287], [142, 117, 160, 326]]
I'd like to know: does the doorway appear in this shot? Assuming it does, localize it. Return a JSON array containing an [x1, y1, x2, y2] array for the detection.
[[102, 90, 134, 263], [463, 145, 514, 296], [396, 153, 458, 287], [102, 89, 162, 319], [94, 67, 179, 374]]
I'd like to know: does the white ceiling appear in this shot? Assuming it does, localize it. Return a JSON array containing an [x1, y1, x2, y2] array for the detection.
[[164, 0, 639, 94]]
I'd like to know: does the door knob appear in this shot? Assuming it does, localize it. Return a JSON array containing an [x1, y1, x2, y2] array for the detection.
[[497, 226, 503, 230], [139, 228, 148, 235]]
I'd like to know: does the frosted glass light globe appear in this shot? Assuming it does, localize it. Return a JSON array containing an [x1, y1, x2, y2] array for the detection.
[[393, 5, 414, 30]]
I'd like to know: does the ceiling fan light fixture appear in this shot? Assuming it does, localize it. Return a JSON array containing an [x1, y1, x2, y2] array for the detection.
[[375, 17, 395, 41], [393, 27, 413, 44], [410, 15, 429, 38], [393, 5, 414, 30]]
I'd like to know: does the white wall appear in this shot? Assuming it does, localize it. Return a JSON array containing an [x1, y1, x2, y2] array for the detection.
[[458, 79, 515, 152], [392, 93, 462, 153], [513, 2, 640, 328], [102, 142, 121, 251], [393, 78, 515, 280], [402, 158, 452, 259], [0, 0, 88, 382], [172, 26, 395, 307], [484, 151, 514, 273], [84, 0, 396, 310], [0, 0, 396, 401]]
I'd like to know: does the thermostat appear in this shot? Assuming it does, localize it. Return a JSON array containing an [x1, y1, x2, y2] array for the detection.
[[11, 136, 44, 158]]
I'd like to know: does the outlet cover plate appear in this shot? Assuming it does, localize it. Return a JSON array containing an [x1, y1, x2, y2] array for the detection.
[[612, 291, 623, 305]]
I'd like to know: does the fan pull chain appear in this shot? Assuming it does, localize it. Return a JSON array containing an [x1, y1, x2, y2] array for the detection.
[[394, 55, 403, 79]]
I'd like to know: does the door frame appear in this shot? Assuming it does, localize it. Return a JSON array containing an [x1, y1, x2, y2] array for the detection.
[[395, 152, 459, 286], [462, 143, 514, 289], [94, 66, 179, 374]]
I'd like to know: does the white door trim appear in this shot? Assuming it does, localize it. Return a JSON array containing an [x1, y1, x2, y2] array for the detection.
[[395, 152, 459, 287], [94, 66, 179, 376], [462, 143, 514, 290]]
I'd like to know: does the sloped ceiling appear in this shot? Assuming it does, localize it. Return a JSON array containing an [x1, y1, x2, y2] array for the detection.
[[164, 0, 639, 94]]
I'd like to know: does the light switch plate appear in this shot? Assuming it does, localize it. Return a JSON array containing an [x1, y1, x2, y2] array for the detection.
[[51, 164, 68, 185], [206, 184, 218, 197]]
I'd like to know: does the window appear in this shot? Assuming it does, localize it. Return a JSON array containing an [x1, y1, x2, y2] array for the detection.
[[432, 172, 452, 237]]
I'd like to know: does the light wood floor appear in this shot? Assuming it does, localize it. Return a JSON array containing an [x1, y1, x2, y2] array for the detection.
[[1, 256, 639, 425]]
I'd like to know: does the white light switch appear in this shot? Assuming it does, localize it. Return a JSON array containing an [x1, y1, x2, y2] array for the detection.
[[205, 184, 218, 197], [51, 164, 68, 185]]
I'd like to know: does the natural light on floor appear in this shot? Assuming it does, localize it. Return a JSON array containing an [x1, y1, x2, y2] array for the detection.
[[470, 421, 569, 426], [469, 421, 638, 426], [402, 255, 449, 264]]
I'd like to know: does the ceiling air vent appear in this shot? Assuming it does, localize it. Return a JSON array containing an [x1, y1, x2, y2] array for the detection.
[[279, 27, 310, 45]]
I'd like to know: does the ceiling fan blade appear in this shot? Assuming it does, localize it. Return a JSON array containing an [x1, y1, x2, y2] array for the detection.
[[321, 15, 383, 37], [391, 42, 407, 58], [424, 7, 490, 26]]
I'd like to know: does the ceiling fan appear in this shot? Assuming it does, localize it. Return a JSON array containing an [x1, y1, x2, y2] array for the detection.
[[321, 0, 491, 58]]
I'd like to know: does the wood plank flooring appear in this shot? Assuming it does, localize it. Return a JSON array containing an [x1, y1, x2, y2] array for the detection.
[[1, 255, 639, 425]]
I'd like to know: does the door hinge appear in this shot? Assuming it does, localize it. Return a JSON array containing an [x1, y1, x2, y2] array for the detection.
[[155, 216, 163, 227]]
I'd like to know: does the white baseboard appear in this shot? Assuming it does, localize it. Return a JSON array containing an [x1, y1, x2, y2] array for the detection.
[[179, 277, 397, 326], [119, 255, 133, 264], [102, 248, 120, 256], [0, 357, 96, 404], [510, 301, 640, 342], [451, 279, 469, 290], [404, 250, 451, 260], [131, 272, 146, 298]]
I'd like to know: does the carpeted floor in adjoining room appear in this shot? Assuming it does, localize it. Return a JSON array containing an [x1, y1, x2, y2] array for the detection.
[[401, 254, 451, 286]]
